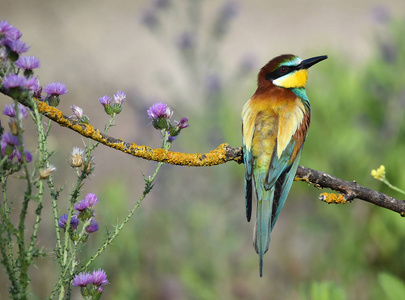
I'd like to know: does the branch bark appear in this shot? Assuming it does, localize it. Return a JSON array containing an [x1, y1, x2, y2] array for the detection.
[[295, 166, 405, 216], [3, 94, 405, 217]]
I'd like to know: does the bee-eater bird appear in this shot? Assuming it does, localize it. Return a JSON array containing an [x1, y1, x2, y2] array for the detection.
[[242, 54, 327, 277]]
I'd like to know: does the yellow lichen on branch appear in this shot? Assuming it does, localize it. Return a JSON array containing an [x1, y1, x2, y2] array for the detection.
[[34, 99, 242, 166], [123, 143, 237, 166], [319, 193, 347, 204]]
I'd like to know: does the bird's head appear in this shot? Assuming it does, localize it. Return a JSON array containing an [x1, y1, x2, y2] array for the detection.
[[258, 54, 327, 89]]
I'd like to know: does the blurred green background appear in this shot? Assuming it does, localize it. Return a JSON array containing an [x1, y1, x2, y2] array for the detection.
[[1, 0, 405, 299]]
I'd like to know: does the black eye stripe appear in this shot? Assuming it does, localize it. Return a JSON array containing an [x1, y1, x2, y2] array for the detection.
[[265, 64, 298, 81]]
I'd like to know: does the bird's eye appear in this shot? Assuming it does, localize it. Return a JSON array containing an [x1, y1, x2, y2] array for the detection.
[[280, 66, 288, 72]]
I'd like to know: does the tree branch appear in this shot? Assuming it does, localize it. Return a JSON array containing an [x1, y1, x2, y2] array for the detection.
[[295, 166, 405, 216], [3, 94, 405, 217]]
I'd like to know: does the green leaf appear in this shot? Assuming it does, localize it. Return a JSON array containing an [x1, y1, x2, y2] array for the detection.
[[378, 272, 405, 300]]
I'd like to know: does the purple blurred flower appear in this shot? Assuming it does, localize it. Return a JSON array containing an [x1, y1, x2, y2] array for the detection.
[[0, 20, 22, 41], [147, 102, 172, 120], [74, 193, 98, 212], [23, 77, 39, 91], [167, 135, 176, 142], [24, 150, 32, 163], [15, 56, 40, 70], [71, 105, 83, 118], [99, 95, 117, 115], [17, 104, 28, 119], [205, 74, 222, 94], [74, 200, 89, 212], [70, 105, 89, 123], [3, 103, 28, 120], [85, 219, 99, 233], [178, 117, 190, 129], [220, 1, 239, 20], [3, 74, 26, 89], [4, 75, 39, 92], [372, 4, 391, 24], [113, 91, 126, 105], [84, 193, 98, 206], [72, 272, 92, 287], [140, 10, 159, 29], [91, 269, 108, 286], [58, 214, 80, 230], [213, 1, 239, 37], [44, 82, 68, 96], [99, 92, 125, 115], [153, 0, 170, 9], [98, 95, 112, 106], [176, 32, 194, 51], [4, 39, 29, 54], [33, 86, 42, 100], [1, 132, 19, 155], [168, 117, 190, 142], [3, 104, 16, 117], [1, 132, 19, 147], [16, 149, 32, 163]]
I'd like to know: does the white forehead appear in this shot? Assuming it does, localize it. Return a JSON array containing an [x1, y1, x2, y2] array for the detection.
[[282, 57, 302, 67]]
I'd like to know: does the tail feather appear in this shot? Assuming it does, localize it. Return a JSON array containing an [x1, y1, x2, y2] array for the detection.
[[245, 177, 252, 222], [253, 176, 274, 277]]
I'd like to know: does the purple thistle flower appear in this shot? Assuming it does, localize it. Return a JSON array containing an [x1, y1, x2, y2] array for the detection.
[[178, 117, 190, 129], [74, 193, 98, 212], [147, 102, 173, 120], [168, 117, 189, 142], [84, 193, 98, 206], [3, 74, 38, 92], [16, 149, 32, 163], [4, 39, 29, 54], [98, 95, 112, 106], [23, 77, 39, 91], [2, 74, 26, 89], [167, 135, 176, 142], [91, 269, 108, 286], [25, 150, 32, 163], [71, 105, 84, 118], [1, 132, 19, 146], [85, 219, 99, 233], [1, 132, 19, 155], [0, 20, 21, 41], [18, 104, 28, 119], [3, 104, 16, 117], [98, 92, 125, 115], [72, 272, 92, 287], [15, 56, 40, 70], [58, 214, 79, 230], [74, 200, 89, 212], [33, 85, 42, 100], [113, 91, 126, 105], [44, 82, 67, 96]]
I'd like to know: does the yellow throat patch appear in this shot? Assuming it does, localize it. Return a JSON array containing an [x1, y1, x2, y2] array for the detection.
[[273, 69, 308, 88]]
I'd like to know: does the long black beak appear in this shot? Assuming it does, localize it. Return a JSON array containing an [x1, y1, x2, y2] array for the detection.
[[300, 55, 328, 69]]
